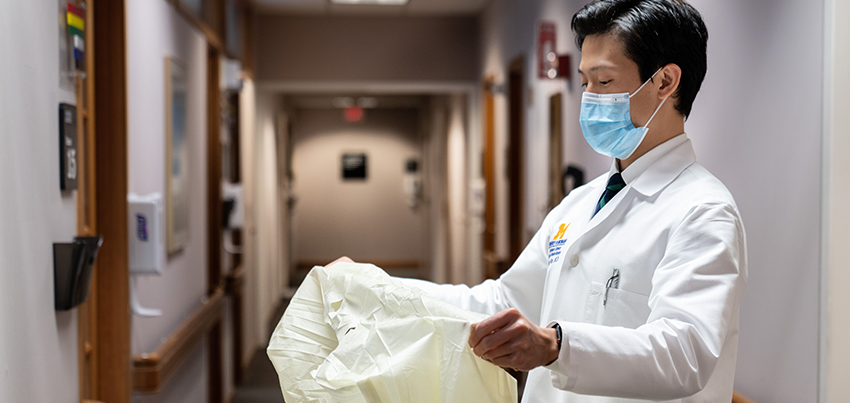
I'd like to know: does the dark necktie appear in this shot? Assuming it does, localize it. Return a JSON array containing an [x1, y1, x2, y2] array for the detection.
[[593, 173, 626, 218]]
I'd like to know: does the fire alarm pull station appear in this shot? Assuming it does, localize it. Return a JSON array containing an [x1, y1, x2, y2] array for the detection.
[[59, 103, 78, 191]]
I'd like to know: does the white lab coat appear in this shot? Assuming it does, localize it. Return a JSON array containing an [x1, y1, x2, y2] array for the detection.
[[407, 135, 747, 402]]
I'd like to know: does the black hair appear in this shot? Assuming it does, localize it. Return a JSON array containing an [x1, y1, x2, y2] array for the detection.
[[571, 0, 708, 118]]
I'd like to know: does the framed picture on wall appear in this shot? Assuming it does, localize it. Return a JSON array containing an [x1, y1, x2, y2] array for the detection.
[[342, 153, 368, 180], [165, 57, 190, 254]]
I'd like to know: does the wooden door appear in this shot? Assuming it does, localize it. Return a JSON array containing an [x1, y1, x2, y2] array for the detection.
[[507, 57, 525, 265], [483, 77, 503, 279], [549, 93, 563, 209]]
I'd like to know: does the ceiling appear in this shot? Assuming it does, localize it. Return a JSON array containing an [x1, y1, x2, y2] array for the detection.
[[251, 0, 492, 16]]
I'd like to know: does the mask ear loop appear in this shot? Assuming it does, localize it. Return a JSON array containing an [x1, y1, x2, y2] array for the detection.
[[631, 67, 668, 129], [642, 96, 668, 129], [629, 67, 664, 98]]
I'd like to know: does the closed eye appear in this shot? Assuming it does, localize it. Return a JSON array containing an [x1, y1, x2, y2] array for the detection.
[[600, 80, 612, 85]]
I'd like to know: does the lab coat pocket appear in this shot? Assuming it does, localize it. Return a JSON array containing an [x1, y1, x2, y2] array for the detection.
[[583, 282, 651, 329]]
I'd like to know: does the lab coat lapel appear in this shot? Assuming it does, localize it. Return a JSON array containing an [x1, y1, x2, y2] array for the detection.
[[629, 139, 697, 197], [574, 140, 697, 241]]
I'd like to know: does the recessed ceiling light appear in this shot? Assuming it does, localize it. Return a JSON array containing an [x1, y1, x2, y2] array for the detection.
[[330, 0, 409, 5]]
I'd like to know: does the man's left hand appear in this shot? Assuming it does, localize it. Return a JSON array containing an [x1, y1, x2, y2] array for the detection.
[[468, 308, 559, 372]]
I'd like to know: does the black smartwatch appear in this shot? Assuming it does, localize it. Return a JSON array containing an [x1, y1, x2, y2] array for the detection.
[[546, 322, 562, 366]]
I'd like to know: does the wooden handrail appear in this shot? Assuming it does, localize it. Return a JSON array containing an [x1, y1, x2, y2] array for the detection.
[[131, 287, 225, 393]]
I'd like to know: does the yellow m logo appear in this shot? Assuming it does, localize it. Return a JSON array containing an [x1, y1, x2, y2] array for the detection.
[[553, 223, 570, 241]]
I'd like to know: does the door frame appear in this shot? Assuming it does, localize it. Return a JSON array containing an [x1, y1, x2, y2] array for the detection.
[[85, 0, 132, 401]]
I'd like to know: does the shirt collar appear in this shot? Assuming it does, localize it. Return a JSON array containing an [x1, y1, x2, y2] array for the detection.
[[606, 133, 694, 196]]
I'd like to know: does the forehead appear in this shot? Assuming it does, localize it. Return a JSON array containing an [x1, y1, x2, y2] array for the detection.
[[578, 34, 639, 75]]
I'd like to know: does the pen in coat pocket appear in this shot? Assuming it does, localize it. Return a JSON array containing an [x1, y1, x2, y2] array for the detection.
[[604, 268, 620, 306]]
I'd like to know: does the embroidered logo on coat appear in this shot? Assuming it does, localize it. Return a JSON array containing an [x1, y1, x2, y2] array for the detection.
[[548, 223, 570, 265], [553, 223, 569, 241]]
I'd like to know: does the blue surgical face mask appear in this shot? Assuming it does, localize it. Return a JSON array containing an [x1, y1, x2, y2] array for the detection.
[[579, 69, 668, 160]]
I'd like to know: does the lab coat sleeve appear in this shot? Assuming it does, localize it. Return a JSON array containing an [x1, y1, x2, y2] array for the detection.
[[548, 202, 747, 400], [401, 210, 553, 320]]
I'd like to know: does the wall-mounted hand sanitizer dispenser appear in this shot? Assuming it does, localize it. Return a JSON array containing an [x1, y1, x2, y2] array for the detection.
[[128, 193, 165, 317], [128, 193, 165, 275]]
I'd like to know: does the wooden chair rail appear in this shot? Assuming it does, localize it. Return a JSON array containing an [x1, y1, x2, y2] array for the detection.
[[131, 287, 225, 393]]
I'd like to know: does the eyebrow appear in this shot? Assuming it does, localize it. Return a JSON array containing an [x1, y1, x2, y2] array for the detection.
[[577, 65, 615, 75]]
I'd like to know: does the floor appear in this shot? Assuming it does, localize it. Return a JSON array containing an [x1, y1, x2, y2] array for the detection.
[[231, 348, 285, 403], [232, 297, 291, 403]]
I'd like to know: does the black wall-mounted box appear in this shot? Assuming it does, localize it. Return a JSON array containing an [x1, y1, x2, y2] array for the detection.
[[54, 236, 102, 311]]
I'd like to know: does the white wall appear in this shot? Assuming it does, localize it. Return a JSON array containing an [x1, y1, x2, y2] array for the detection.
[[290, 108, 427, 265], [0, 1, 80, 401], [824, 0, 850, 401], [253, 89, 286, 344], [239, 78, 261, 366], [446, 96, 469, 284], [480, 0, 823, 401], [236, 82, 291, 359], [686, 1, 821, 401], [424, 97, 450, 284], [237, 80, 294, 366], [126, 0, 210, 401]]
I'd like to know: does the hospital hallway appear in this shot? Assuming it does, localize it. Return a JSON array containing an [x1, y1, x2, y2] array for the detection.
[[3, 0, 850, 402]]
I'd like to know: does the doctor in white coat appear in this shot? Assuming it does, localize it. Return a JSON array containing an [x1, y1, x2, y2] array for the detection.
[[336, 0, 747, 401]]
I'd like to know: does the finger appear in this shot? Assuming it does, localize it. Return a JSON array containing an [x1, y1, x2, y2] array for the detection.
[[489, 343, 533, 371], [489, 352, 520, 370], [479, 336, 520, 361], [474, 326, 517, 359], [469, 308, 519, 348], [326, 256, 354, 267]]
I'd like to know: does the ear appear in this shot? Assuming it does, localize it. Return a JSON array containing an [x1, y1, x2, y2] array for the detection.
[[657, 63, 682, 100]]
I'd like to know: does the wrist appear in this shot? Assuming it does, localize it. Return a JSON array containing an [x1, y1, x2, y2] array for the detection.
[[545, 323, 561, 366]]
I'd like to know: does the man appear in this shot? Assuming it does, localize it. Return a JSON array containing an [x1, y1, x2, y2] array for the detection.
[[336, 0, 746, 401]]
